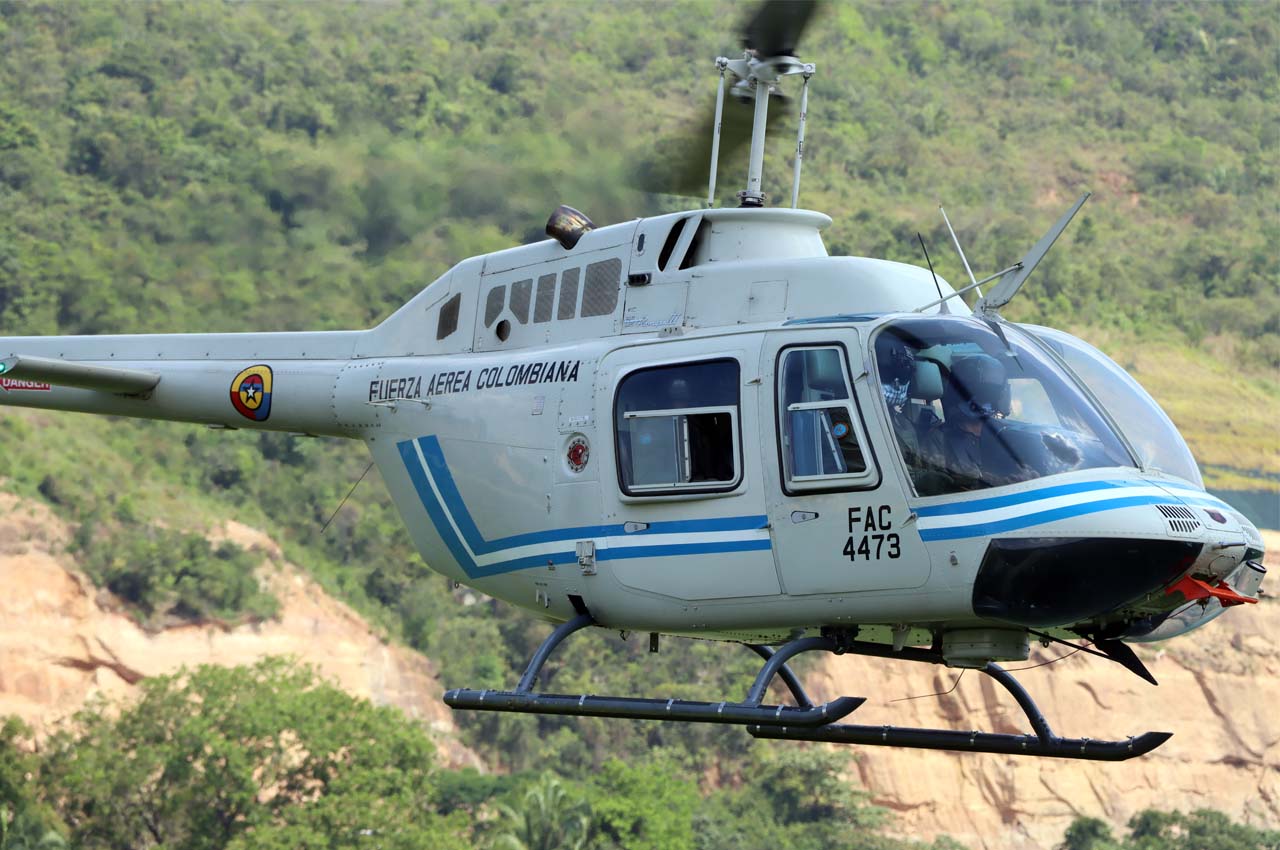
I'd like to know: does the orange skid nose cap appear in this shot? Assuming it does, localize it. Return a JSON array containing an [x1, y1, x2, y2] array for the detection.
[[1167, 575, 1258, 607]]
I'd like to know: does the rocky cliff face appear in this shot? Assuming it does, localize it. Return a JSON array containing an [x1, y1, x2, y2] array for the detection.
[[810, 529, 1279, 850], [2, 490, 1274, 849], [0, 493, 480, 769]]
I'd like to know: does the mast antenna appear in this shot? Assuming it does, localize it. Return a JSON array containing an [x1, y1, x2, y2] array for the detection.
[[940, 205, 981, 300]]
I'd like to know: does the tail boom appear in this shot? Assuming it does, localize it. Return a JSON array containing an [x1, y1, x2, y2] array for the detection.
[[0, 330, 369, 438]]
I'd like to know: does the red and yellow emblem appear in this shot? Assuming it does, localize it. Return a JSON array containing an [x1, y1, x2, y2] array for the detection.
[[230, 364, 273, 421]]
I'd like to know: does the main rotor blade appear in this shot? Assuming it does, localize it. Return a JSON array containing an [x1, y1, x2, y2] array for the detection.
[[631, 95, 792, 197], [743, 0, 821, 58]]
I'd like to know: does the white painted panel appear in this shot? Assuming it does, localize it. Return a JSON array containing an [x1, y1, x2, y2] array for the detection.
[[608, 549, 780, 600]]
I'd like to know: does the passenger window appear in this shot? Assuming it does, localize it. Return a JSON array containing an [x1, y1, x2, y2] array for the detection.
[[615, 359, 741, 495], [779, 347, 873, 489], [510, 279, 532, 324], [534, 274, 556, 323], [484, 285, 506, 328], [436, 293, 461, 340], [558, 268, 580, 320]]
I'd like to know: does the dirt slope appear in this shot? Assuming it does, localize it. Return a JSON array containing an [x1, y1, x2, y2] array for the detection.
[[0, 493, 480, 769], [812, 529, 1279, 849]]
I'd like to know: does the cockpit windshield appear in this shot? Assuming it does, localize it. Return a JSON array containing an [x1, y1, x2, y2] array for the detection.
[[873, 318, 1135, 497], [1019, 325, 1203, 488]]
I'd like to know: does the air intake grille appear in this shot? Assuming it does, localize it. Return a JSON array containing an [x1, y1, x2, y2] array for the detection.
[[580, 258, 621, 317], [1155, 504, 1201, 536]]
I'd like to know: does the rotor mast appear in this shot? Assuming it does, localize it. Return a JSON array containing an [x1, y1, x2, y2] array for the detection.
[[707, 53, 815, 208]]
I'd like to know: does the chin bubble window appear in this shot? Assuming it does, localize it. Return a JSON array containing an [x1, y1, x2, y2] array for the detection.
[[778, 346, 876, 491], [614, 359, 741, 495]]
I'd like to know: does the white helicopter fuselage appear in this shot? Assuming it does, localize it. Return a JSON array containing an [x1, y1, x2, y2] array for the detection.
[[0, 207, 1264, 660]]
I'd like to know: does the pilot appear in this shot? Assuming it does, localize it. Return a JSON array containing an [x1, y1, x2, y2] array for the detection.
[[922, 354, 1008, 486], [875, 335, 923, 468]]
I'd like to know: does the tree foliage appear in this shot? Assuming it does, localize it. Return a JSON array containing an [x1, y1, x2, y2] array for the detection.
[[0, 719, 65, 850], [490, 774, 592, 850], [35, 659, 468, 850], [72, 515, 278, 628], [1060, 810, 1280, 850]]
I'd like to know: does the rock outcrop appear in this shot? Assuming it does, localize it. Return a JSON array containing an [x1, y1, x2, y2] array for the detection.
[[0, 493, 481, 769], [812, 529, 1279, 849]]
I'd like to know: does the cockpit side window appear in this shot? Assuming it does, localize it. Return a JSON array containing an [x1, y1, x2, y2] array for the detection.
[[777, 346, 877, 491], [872, 318, 1135, 497], [614, 359, 741, 496]]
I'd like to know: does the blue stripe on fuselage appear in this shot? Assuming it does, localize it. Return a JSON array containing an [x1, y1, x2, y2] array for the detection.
[[918, 494, 1174, 541], [398, 436, 770, 579], [914, 479, 1142, 518]]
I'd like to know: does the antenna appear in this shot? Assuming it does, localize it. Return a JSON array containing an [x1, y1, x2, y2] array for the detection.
[[940, 205, 981, 300], [912, 263, 1022, 314], [975, 193, 1091, 316], [916, 233, 951, 314]]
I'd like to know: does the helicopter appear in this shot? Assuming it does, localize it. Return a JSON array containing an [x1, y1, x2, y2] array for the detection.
[[0, 1, 1267, 761]]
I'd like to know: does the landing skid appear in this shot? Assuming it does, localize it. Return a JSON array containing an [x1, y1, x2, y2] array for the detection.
[[445, 613, 864, 727], [443, 614, 1171, 761]]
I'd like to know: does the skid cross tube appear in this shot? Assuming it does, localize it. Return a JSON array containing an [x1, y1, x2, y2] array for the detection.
[[746, 644, 814, 709], [445, 624, 862, 728], [515, 612, 594, 693], [745, 635, 834, 705]]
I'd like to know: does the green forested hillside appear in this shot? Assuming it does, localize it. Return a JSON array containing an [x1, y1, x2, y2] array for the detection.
[[0, 1, 1277, 846], [2, 1, 1276, 346]]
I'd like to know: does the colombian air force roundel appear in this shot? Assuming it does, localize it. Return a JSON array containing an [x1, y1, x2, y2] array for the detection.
[[230, 365, 273, 421]]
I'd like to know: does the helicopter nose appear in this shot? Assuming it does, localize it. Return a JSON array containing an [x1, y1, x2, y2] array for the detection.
[[971, 536, 1202, 629]]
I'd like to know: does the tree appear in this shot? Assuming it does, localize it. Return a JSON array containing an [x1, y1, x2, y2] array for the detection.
[[0, 718, 65, 850], [1124, 809, 1280, 850], [37, 658, 468, 850], [588, 751, 697, 850], [489, 773, 591, 850], [693, 747, 888, 850], [1060, 817, 1118, 850]]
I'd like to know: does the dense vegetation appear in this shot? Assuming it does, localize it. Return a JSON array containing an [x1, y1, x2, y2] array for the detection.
[[1, 1, 1275, 352], [0, 660, 957, 850], [0, 0, 1276, 845], [1059, 811, 1280, 850], [3, 661, 1274, 850], [72, 518, 277, 628]]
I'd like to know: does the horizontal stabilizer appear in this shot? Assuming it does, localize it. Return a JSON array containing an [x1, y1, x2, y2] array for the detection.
[[0, 355, 160, 396]]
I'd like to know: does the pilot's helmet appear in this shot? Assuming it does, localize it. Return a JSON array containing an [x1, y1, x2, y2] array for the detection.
[[949, 354, 1007, 422], [876, 334, 916, 386]]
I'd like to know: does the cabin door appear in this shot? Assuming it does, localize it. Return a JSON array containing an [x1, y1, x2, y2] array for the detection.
[[595, 339, 781, 602], [759, 331, 930, 595]]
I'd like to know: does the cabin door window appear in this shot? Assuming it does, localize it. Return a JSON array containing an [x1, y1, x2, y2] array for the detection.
[[613, 359, 741, 496], [777, 346, 877, 491]]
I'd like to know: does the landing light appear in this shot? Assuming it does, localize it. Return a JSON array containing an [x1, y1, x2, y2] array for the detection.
[[546, 205, 594, 250]]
